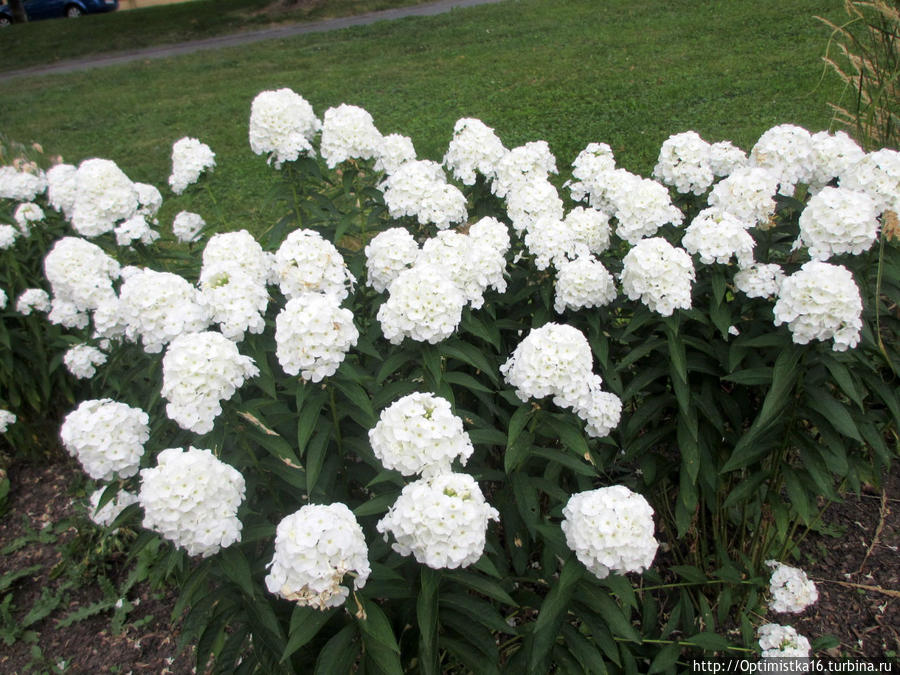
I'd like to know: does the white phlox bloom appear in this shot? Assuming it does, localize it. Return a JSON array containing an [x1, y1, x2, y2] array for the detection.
[[199, 264, 269, 342], [89, 487, 138, 528], [0, 165, 47, 202], [376, 472, 499, 569], [369, 392, 474, 477], [554, 256, 617, 314], [749, 124, 815, 195], [169, 137, 216, 195], [118, 268, 209, 353], [14, 202, 44, 235], [567, 142, 617, 207], [46, 163, 78, 218], [172, 210, 206, 243], [320, 104, 383, 169], [60, 399, 150, 481], [275, 228, 354, 300], [43, 236, 120, 322], [70, 159, 139, 238], [505, 175, 565, 234], [708, 166, 780, 228], [571, 374, 623, 439], [249, 88, 321, 168], [500, 322, 594, 408], [757, 624, 811, 658], [653, 130, 714, 195], [808, 130, 864, 192], [417, 230, 507, 308], [115, 214, 160, 247], [0, 224, 18, 249], [773, 261, 862, 351], [561, 485, 658, 579], [443, 117, 507, 185], [0, 409, 15, 433], [48, 298, 89, 330], [161, 331, 259, 434], [16, 288, 50, 315], [64, 343, 108, 379], [564, 207, 611, 256], [798, 187, 879, 260], [608, 173, 684, 244], [380, 160, 468, 230], [734, 263, 785, 299], [468, 216, 511, 254], [839, 148, 900, 215], [0, 289, 5, 310], [265, 503, 370, 609], [620, 238, 695, 316], [492, 141, 558, 199], [523, 217, 585, 271], [274, 293, 358, 382], [91, 296, 126, 340], [364, 227, 420, 293], [139, 446, 245, 558], [202, 229, 271, 284], [708, 140, 748, 177], [766, 560, 819, 614], [377, 262, 466, 344], [374, 133, 417, 175], [134, 182, 163, 220], [681, 207, 755, 266]]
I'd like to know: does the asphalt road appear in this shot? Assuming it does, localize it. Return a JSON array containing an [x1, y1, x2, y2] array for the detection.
[[0, 0, 504, 81]]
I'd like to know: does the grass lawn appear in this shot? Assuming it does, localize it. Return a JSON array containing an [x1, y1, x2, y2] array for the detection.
[[0, 0, 851, 237]]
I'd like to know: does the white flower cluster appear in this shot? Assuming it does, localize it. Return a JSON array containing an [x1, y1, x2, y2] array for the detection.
[[809, 130, 864, 192], [114, 214, 160, 247], [377, 472, 499, 569], [681, 207, 755, 266], [16, 288, 50, 315], [501, 323, 621, 437], [621, 238, 695, 316], [839, 148, 900, 215], [561, 486, 658, 579], [757, 624, 811, 658], [249, 88, 321, 168], [653, 130, 715, 195], [766, 560, 818, 614], [798, 187, 879, 260], [609, 172, 684, 244], [708, 166, 780, 228], [734, 263, 785, 299], [0, 409, 17, 433], [364, 227, 420, 293], [417, 227, 508, 309], [46, 163, 78, 218], [14, 202, 44, 235], [380, 160, 468, 230], [320, 104, 382, 169], [64, 343, 108, 379], [0, 224, 17, 249], [275, 293, 358, 382], [443, 117, 507, 185], [161, 331, 258, 434], [567, 142, 617, 208], [43, 237, 120, 329], [0, 165, 47, 202], [506, 176, 565, 235], [708, 140, 748, 177], [492, 140, 557, 199], [60, 399, 150, 481], [370, 392, 473, 477], [554, 256, 616, 314], [274, 229, 354, 301], [118, 269, 209, 353], [564, 207, 611, 256], [139, 446, 245, 558], [70, 159, 140, 238], [172, 210, 206, 243], [169, 137, 216, 195], [750, 124, 815, 195], [773, 261, 862, 351], [199, 230, 272, 341], [377, 262, 466, 344], [374, 133, 417, 175], [135, 182, 163, 220], [88, 487, 138, 528], [265, 503, 370, 609]]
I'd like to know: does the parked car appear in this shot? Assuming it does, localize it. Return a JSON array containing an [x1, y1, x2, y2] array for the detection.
[[0, 0, 118, 26]]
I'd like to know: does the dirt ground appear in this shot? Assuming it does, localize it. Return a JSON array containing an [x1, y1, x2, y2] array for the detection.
[[0, 454, 897, 672]]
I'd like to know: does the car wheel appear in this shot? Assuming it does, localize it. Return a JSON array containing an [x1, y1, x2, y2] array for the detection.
[[0, 16, 11, 26], [65, 5, 83, 17]]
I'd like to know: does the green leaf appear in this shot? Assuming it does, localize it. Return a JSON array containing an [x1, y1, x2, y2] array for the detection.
[[417, 568, 440, 675], [460, 312, 501, 351], [506, 405, 532, 449], [283, 606, 336, 663], [805, 388, 863, 442], [449, 570, 518, 606], [443, 370, 494, 394], [306, 429, 332, 495], [721, 368, 774, 386], [335, 379, 376, 427], [822, 356, 864, 410], [297, 390, 328, 457], [528, 558, 583, 673], [543, 415, 590, 457], [562, 623, 608, 674], [219, 547, 255, 598], [353, 491, 398, 517], [647, 642, 680, 674], [671, 565, 707, 584], [358, 598, 402, 675], [439, 341, 499, 385], [687, 631, 729, 651], [577, 582, 640, 642], [721, 469, 770, 510], [314, 624, 359, 675]]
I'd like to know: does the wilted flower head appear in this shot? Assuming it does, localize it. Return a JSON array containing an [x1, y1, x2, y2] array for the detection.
[[562, 485, 658, 579], [169, 137, 216, 195], [60, 399, 150, 481], [380, 160, 468, 230], [365, 227, 420, 293], [172, 210, 206, 243], [773, 261, 862, 351], [620, 238, 695, 316], [16, 288, 50, 315], [377, 472, 499, 569], [161, 331, 258, 434], [265, 503, 370, 609], [70, 158, 139, 238], [64, 343, 108, 379], [139, 447, 245, 558], [443, 117, 507, 185], [766, 560, 819, 614], [653, 130, 714, 195], [0, 165, 47, 202], [274, 228, 354, 301], [320, 103, 383, 168], [377, 262, 466, 344], [249, 88, 321, 168], [369, 392, 474, 477], [681, 207, 755, 266], [798, 186, 879, 260], [757, 624, 811, 658]]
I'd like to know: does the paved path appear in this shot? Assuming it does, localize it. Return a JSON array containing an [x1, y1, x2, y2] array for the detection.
[[0, 0, 504, 82]]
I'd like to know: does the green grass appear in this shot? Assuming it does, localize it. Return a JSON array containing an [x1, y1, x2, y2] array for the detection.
[[0, 0, 852, 237]]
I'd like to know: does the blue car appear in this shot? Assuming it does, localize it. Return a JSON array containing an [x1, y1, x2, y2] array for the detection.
[[0, 0, 118, 25]]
